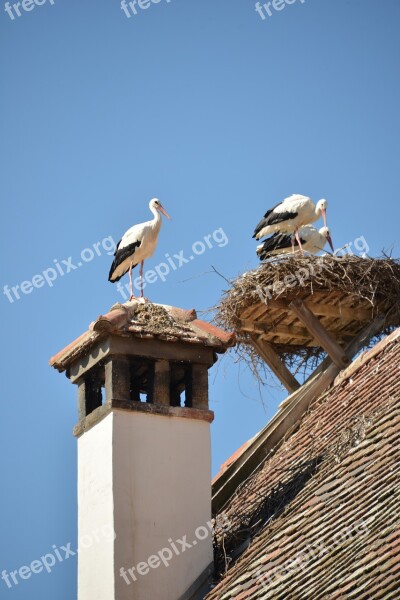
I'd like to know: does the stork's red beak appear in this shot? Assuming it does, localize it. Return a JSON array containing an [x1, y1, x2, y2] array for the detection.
[[158, 205, 171, 220], [327, 234, 334, 253]]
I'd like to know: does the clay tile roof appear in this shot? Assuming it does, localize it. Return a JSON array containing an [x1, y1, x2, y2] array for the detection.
[[207, 328, 400, 599], [212, 436, 257, 486], [49, 300, 235, 372]]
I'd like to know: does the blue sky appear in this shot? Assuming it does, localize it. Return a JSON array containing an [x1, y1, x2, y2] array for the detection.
[[1, 0, 399, 597]]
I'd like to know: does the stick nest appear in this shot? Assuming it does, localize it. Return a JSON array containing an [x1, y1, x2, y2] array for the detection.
[[215, 255, 400, 377]]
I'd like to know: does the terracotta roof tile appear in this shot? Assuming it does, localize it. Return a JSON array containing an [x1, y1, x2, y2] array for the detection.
[[90, 306, 130, 332], [191, 319, 236, 346], [212, 437, 257, 485], [207, 329, 400, 599], [49, 330, 100, 371]]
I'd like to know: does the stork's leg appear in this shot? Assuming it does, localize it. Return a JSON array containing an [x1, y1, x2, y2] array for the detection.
[[140, 261, 144, 298], [129, 262, 134, 301], [291, 234, 296, 253], [295, 229, 304, 255]]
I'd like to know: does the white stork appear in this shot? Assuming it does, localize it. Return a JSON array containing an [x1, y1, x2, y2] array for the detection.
[[253, 194, 328, 252], [108, 198, 171, 299], [257, 225, 334, 259]]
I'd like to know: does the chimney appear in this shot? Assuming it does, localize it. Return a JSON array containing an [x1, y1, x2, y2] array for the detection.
[[50, 301, 234, 600]]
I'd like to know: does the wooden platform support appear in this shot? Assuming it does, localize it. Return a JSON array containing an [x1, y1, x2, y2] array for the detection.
[[242, 320, 310, 342], [250, 335, 300, 394], [279, 313, 387, 409], [262, 299, 373, 322], [289, 299, 349, 368]]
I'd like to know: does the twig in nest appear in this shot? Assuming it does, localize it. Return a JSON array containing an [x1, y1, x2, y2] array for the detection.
[[211, 265, 232, 285]]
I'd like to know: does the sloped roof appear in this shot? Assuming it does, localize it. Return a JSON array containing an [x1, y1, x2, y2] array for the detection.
[[49, 300, 235, 372], [207, 328, 400, 599]]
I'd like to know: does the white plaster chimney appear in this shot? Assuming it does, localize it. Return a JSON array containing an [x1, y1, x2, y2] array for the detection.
[[50, 302, 234, 600]]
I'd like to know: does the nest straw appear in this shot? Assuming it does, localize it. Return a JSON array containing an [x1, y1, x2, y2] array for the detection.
[[215, 255, 400, 377]]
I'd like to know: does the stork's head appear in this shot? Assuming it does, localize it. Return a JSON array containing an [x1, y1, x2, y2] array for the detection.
[[320, 226, 334, 252], [150, 198, 171, 220], [256, 243, 264, 256], [316, 199, 328, 227]]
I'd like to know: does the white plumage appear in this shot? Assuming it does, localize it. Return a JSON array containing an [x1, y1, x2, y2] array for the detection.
[[257, 225, 334, 259], [253, 194, 328, 252], [108, 198, 171, 299]]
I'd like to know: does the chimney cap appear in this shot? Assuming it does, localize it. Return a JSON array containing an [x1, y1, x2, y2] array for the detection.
[[49, 299, 235, 373]]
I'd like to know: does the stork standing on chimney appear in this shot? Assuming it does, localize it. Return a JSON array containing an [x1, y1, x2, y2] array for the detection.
[[253, 194, 328, 253], [108, 198, 171, 300]]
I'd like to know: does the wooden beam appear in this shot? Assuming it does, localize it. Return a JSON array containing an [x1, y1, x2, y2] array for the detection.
[[250, 335, 300, 394], [286, 314, 387, 408], [289, 300, 349, 368], [240, 303, 269, 321], [240, 319, 270, 333], [265, 299, 373, 322], [344, 314, 387, 362], [261, 324, 310, 340], [241, 319, 311, 341], [306, 301, 373, 322]]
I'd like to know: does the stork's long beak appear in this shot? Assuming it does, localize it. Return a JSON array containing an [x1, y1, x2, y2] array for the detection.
[[327, 234, 334, 253], [321, 208, 327, 228], [158, 205, 171, 220]]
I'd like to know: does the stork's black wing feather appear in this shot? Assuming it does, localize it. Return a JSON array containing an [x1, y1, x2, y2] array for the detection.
[[252, 202, 298, 239], [108, 240, 141, 282], [257, 232, 306, 260]]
